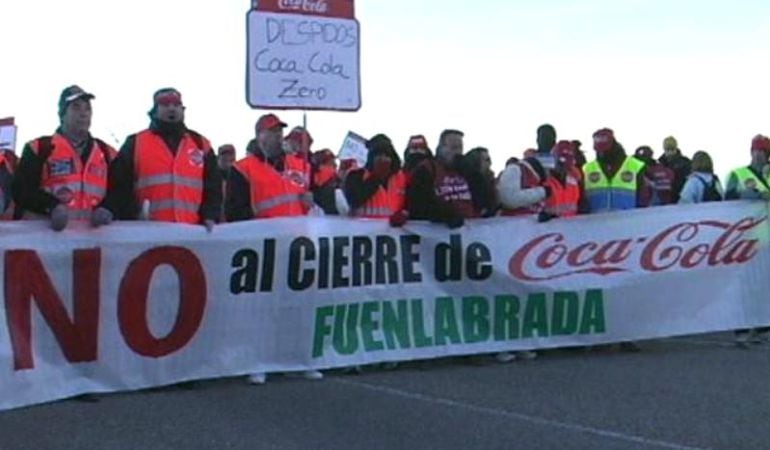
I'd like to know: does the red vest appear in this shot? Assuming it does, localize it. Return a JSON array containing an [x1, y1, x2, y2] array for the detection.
[[644, 164, 675, 205], [352, 170, 407, 218], [500, 160, 544, 216], [432, 161, 476, 218], [235, 153, 310, 218], [29, 134, 115, 220], [543, 168, 582, 217], [0, 150, 17, 220], [134, 130, 210, 224]]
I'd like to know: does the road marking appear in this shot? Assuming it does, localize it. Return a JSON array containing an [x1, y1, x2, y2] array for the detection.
[[334, 378, 710, 450]]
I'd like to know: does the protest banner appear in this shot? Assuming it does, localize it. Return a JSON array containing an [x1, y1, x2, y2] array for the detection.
[[1, 201, 769, 410]]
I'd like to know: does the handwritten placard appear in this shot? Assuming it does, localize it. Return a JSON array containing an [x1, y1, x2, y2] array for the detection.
[[338, 131, 367, 167], [0, 118, 17, 151], [247, 1, 361, 111]]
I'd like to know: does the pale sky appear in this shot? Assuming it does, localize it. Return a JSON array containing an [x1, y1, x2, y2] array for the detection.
[[2, 0, 769, 177]]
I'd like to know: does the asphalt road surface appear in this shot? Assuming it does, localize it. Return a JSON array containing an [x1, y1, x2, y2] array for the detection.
[[0, 332, 767, 450]]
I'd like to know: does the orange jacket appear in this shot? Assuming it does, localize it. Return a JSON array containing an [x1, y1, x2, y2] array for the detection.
[[543, 168, 582, 217], [28, 134, 115, 220], [134, 130, 210, 224], [234, 153, 310, 218], [352, 170, 407, 218]]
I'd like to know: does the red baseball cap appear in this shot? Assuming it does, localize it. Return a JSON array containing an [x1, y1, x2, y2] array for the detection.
[[552, 140, 576, 166], [256, 113, 287, 132], [593, 128, 615, 152], [407, 135, 429, 150], [751, 134, 770, 153]]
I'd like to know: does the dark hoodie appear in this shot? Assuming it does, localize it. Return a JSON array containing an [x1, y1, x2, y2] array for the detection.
[[658, 151, 691, 202], [343, 134, 403, 211], [458, 148, 498, 217], [100, 120, 222, 221]]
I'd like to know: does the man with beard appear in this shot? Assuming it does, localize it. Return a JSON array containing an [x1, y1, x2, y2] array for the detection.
[[13, 85, 117, 230], [583, 128, 651, 212], [225, 113, 324, 384], [101, 88, 221, 229], [407, 129, 474, 228], [225, 113, 315, 221]]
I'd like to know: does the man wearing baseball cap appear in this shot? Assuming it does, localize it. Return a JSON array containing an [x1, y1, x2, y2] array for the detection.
[[724, 134, 770, 346], [582, 128, 651, 213], [225, 112, 323, 384], [12, 85, 117, 230], [100, 88, 221, 229], [725, 135, 770, 201]]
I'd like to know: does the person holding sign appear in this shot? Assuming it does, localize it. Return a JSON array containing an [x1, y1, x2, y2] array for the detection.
[[12, 85, 117, 230], [100, 88, 221, 230], [406, 129, 475, 228], [344, 134, 408, 225], [225, 112, 324, 384]]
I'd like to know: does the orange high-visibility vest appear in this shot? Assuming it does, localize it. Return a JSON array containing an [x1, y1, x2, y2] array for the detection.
[[28, 134, 115, 220], [134, 130, 210, 224], [352, 170, 407, 218], [235, 153, 310, 218], [543, 168, 582, 217]]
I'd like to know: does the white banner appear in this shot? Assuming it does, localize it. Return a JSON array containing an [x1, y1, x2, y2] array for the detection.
[[246, 2, 361, 111], [1, 201, 769, 410]]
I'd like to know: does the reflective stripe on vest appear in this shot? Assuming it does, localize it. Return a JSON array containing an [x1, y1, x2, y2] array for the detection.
[[32, 134, 113, 218], [134, 130, 208, 224], [583, 157, 644, 213], [543, 169, 581, 217], [352, 170, 407, 219], [730, 167, 770, 193], [252, 193, 306, 215], [235, 153, 309, 218]]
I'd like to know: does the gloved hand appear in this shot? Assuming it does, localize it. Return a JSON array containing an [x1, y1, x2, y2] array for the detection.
[[372, 159, 391, 180], [91, 207, 113, 227], [203, 219, 215, 233], [446, 216, 464, 229], [50, 204, 69, 232], [389, 210, 408, 227], [538, 211, 557, 223]]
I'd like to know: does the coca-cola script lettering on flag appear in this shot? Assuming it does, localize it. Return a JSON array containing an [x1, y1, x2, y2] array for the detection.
[[246, 0, 361, 111]]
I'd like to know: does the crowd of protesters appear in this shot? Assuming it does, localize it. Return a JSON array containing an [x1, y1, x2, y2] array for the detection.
[[3, 84, 770, 388]]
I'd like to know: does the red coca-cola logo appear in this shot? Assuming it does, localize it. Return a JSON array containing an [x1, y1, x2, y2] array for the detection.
[[278, 0, 329, 13], [509, 217, 766, 281]]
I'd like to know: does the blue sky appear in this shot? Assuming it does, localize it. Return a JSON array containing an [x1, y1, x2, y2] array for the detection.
[[2, 0, 769, 175]]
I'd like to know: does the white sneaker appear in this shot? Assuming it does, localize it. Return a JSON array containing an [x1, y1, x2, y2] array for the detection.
[[300, 370, 324, 380], [495, 352, 517, 363], [248, 372, 267, 385], [515, 350, 538, 360]]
